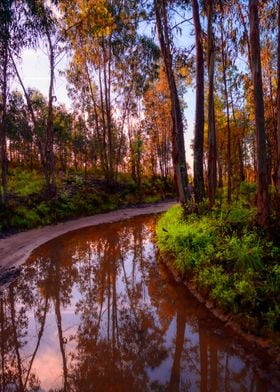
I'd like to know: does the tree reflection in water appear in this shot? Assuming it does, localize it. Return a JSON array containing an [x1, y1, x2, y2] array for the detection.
[[0, 215, 277, 391]]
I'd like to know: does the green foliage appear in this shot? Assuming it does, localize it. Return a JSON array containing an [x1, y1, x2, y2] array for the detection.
[[10, 206, 41, 229], [156, 201, 280, 335], [35, 201, 52, 225], [225, 233, 263, 272], [8, 168, 44, 196], [239, 181, 257, 195], [1, 169, 172, 233], [196, 266, 236, 310]]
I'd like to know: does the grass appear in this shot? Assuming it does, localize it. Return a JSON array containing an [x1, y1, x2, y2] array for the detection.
[[8, 167, 45, 196], [156, 193, 280, 340]]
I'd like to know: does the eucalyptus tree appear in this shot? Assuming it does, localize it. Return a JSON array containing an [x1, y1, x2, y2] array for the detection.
[[277, 1, 280, 195], [143, 66, 173, 180], [0, 0, 10, 205], [214, 1, 246, 201], [192, 0, 205, 203], [154, 0, 191, 203], [11, 0, 63, 197], [53, 105, 73, 173], [0, 0, 35, 205], [6, 91, 33, 166], [113, 33, 160, 183], [249, 0, 269, 227], [63, 0, 160, 184], [206, 0, 217, 208]]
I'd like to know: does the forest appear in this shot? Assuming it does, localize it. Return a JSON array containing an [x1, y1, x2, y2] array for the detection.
[[0, 0, 279, 226], [0, 0, 280, 345]]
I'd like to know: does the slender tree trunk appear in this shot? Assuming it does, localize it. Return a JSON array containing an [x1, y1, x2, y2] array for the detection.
[[276, 0, 280, 195], [192, 0, 205, 202], [230, 90, 245, 183], [207, 0, 217, 207], [237, 2, 252, 72], [98, 66, 109, 179], [0, 43, 9, 206], [217, 151, 223, 188], [45, 29, 56, 197], [10, 52, 49, 185], [155, 0, 190, 203], [249, 0, 269, 227], [102, 37, 114, 184], [220, 21, 232, 203]]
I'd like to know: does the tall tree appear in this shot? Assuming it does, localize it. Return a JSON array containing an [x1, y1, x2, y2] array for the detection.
[[10, 0, 59, 197], [192, 0, 205, 203], [219, 2, 232, 203], [207, 0, 217, 208], [0, 0, 9, 205], [249, 0, 269, 226], [155, 0, 191, 203], [276, 0, 280, 195]]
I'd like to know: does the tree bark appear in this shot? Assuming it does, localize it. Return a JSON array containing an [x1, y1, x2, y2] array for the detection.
[[45, 29, 56, 197], [276, 0, 280, 195], [220, 19, 232, 203], [249, 0, 269, 227], [207, 0, 217, 208], [192, 0, 205, 203], [155, 0, 190, 203], [0, 42, 8, 206]]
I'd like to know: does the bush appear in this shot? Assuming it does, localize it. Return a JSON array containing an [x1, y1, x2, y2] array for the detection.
[[10, 206, 41, 229], [8, 168, 44, 196], [156, 202, 280, 335]]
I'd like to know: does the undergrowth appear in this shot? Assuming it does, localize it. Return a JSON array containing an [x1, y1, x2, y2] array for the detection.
[[0, 170, 174, 233], [156, 197, 280, 340]]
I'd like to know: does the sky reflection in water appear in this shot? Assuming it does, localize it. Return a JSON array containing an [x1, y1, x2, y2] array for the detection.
[[0, 215, 278, 391]]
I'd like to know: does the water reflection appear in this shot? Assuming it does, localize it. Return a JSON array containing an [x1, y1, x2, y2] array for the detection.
[[0, 215, 278, 391]]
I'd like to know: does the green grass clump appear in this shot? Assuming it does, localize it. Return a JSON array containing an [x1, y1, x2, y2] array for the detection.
[[156, 202, 280, 337], [10, 206, 41, 229], [156, 205, 216, 271], [8, 168, 44, 196]]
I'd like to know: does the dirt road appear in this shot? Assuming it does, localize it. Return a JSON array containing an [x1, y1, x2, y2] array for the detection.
[[0, 201, 175, 274]]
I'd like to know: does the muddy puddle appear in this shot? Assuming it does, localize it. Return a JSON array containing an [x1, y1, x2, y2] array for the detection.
[[0, 214, 279, 391]]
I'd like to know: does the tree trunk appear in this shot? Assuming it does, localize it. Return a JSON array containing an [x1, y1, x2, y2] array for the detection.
[[45, 29, 56, 197], [155, 0, 190, 203], [0, 42, 9, 206], [220, 20, 232, 203], [192, 0, 205, 203], [10, 52, 51, 192], [276, 0, 280, 195], [102, 36, 114, 185], [207, 0, 217, 208], [249, 0, 269, 227], [231, 90, 245, 183]]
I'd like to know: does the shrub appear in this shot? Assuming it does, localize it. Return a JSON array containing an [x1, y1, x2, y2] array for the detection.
[[225, 233, 264, 272], [156, 201, 280, 334], [10, 206, 40, 229], [8, 168, 44, 196]]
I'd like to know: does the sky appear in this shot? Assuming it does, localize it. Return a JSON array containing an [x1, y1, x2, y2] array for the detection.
[[17, 48, 71, 108], [15, 15, 196, 170]]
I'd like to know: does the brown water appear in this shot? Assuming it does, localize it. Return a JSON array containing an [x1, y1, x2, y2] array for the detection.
[[0, 215, 279, 392]]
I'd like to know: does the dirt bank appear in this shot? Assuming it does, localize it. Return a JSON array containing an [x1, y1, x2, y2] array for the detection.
[[0, 201, 175, 274]]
